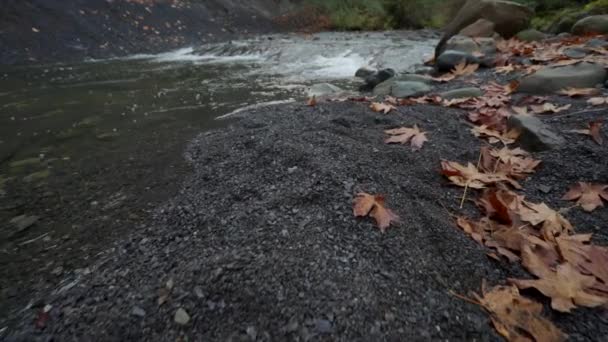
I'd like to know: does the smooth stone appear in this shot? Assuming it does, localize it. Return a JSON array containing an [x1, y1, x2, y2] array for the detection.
[[515, 29, 547, 42], [373, 81, 431, 98], [307, 83, 343, 97], [9, 215, 39, 233], [572, 15, 608, 35], [395, 74, 433, 84], [436, 50, 481, 72], [518, 62, 607, 94], [131, 306, 146, 318], [563, 47, 589, 59], [439, 87, 483, 99], [459, 18, 496, 37], [445, 35, 497, 55], [174, 308, 190, 325], [508, 114, 565, 151]]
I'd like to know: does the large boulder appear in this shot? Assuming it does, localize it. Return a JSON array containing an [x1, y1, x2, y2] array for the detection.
[[435, 0, 533, 57], [515, 29, 547, 42], [572, 15, 608, 35], [517, 62, 607, 94], [435, 50, 481, 72], [445, 35, 497, 55], [459, 18, 496, 37]]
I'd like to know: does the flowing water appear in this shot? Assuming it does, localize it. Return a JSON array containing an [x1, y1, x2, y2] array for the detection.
[[0, 31, 436, 319]]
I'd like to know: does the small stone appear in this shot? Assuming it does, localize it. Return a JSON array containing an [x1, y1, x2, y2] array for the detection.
[[563, 47, 589, 59], [539, 185, 552, 194], [508, 115, 565, 151], [194, 286, 204, 298], [9, 215, 39, 233], [314, 319, 333, 334], [174, 308, 190, 325], [131, 306, 146, 318], [287, 166, 298, 174], [246, 326, 257, 340], [51, 266, 63, 276]]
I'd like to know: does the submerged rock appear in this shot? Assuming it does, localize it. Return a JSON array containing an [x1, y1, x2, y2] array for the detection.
[[307, 83, 344, 98], [508, 114, 565, 151], [517, 62, 607, 94], [572, 15, 608, 35]]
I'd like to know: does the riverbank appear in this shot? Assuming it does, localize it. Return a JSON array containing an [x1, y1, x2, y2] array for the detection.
[[4, 62, 608, 339], [0, 0, 298, 65]]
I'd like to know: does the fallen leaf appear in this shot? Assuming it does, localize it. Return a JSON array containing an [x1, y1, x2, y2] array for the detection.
[[570, 120, 603, 145], [557, 87, 601, 97], [518, 202, 573, 241], [510, 259, 607, 312], [471, 125, 520, 145], [588, 97, 608, 106], [384, 125, 428, 150], [370, 102, 396, 114], [495, 64, 516, 74], [451, 61, 479, 77], [307, 95, 317, 107], [353, 193, 399, 232], [557, 235, 608, 293], [562, 182, 608, 212], [530, 103, 571, 114], [472, 285, 566, 342], [441, 161, 521, 189], [504, 80, 520, 95]]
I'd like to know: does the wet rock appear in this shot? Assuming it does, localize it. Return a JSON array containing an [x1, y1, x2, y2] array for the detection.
[[563, 47, 589, 59], [307, 83, 343, 98], [174, 308, 190, 325], [439, 87, 483, 99], [436, 0, 533, 56], [459, 18, 495, 37], [354, 67, 377, 79], [396, 74, 433, 84], [445, 35, 496, 55], [508, 114, 565, 151], [586, 38, 608, 48], [373, 81, 431, 98], [131, 306, 146, 318], [9, 214, 39, 233], [515, 29, 547, 42], [360, 68, 395, 91], [572, 15, 608, 35], [517, 62, 607, 94], [435, 50, 481, 72]]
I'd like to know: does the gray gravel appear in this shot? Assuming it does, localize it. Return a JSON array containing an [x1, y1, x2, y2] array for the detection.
[[5, 98, 608, 341]]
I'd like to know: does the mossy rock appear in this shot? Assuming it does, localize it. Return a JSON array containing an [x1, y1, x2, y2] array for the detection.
[[9, 157, 41, 169], [23, 169, 50, 183], [516, 29, 547, 42]]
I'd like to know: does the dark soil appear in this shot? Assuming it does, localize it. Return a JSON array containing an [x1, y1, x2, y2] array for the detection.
[[4, 87, 608, 340], [0, 0, 297, 65]]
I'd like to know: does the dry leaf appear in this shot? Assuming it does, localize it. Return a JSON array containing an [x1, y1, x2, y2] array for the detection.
[[473, 285, 567, 342], [588, 97, 608, 106], [519, 202, 573, 241], [384, 125, 428, 150], [495, 64, 516, 74], [557, 235, 608, 293], [570, 120, 603, 145], [370, 102, 396, 114], [353, 193, 399, 232], [511, 258, 607, 312], [441, 161, 521, 189], [563, 182, 608, 212], [530, 103, 571, 114], [451, 61, 479, 77], [307, 95, 317, 107], [557, 87, 601, 97], [471, 125, 520, 145]]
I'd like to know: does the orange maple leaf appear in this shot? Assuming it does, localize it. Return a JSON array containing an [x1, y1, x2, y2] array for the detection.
[[353, 193, 399, 232], [384, 125, 428, 150], [370, 102, 396, 114], [563, 182, 608, 212]]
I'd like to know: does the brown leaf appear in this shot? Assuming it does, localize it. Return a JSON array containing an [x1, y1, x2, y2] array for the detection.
[[307, 95, 317, 107], [370, 102, 396, 114], [529, 103, 571, 114], [471, 125, 520, 145], [563, 182, 608, 212], [510, 260, 607, 312], [441, 161, 521, 189], [518, 201, 573, 241], [557, 235, 608, 293], [588, 97, 608, 106], [473, 285, 566, 342], [557, 87, 601, 97], [494, 64, 516, 74], [353, 193, 399, 232], [384, 125, 428, 150], [451, 61, 479, 77], [570, 120, 603, 145]]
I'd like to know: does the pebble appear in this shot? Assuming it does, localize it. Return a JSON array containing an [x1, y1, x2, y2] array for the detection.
[[174, 308, 190, 325], [131, 306, 146, 317]]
